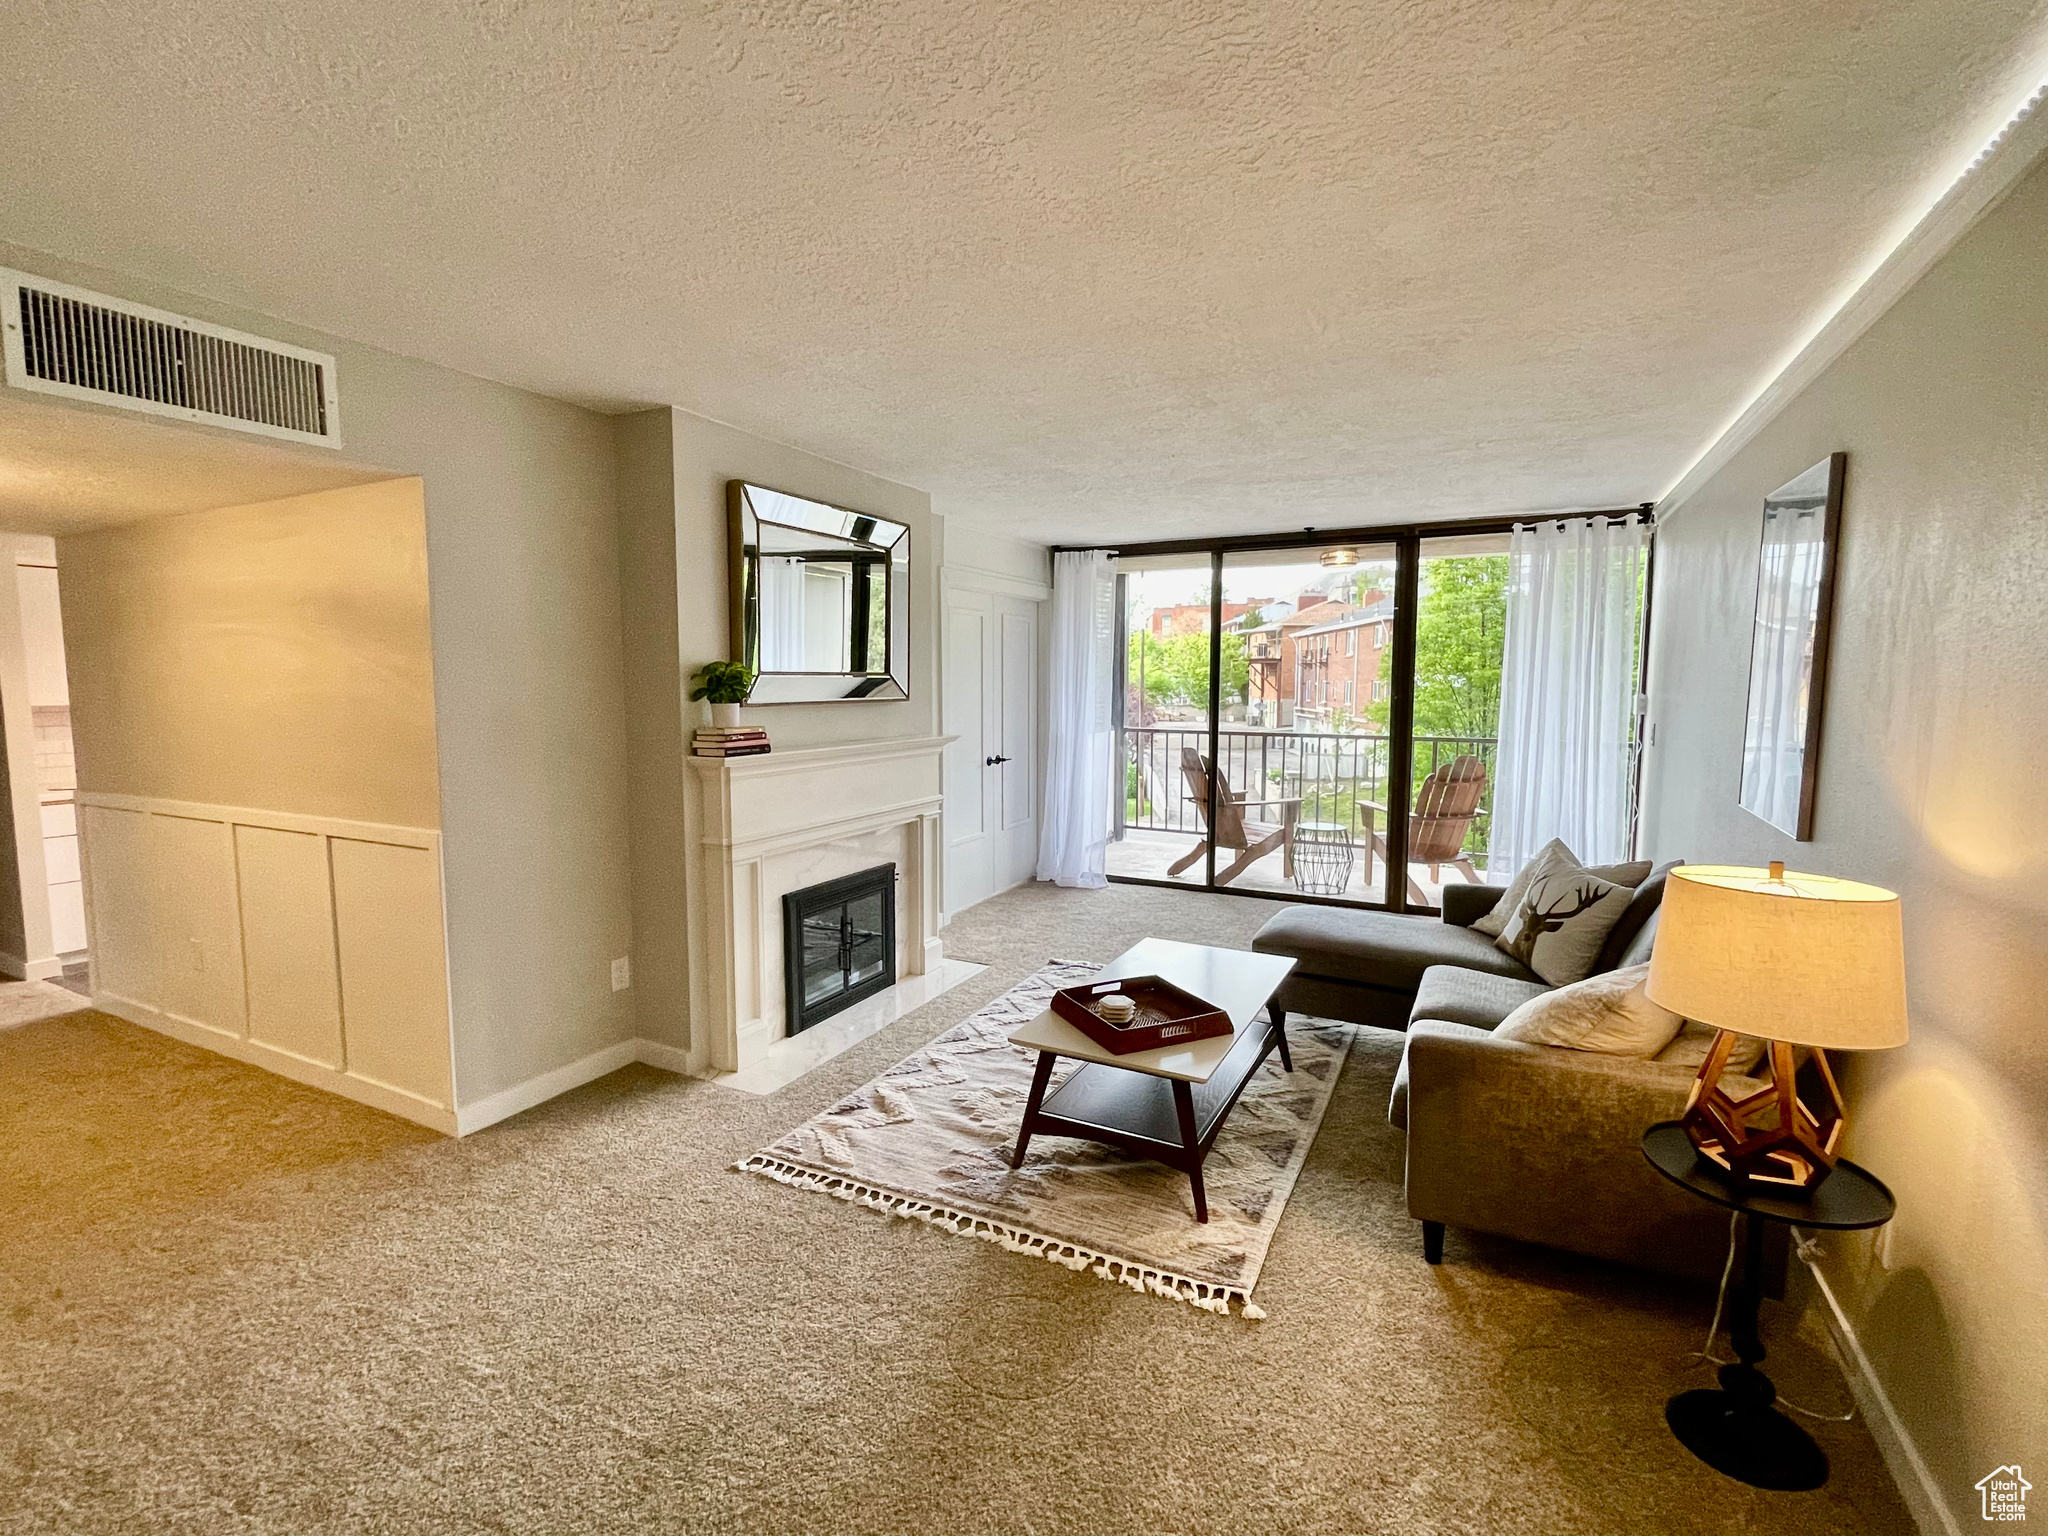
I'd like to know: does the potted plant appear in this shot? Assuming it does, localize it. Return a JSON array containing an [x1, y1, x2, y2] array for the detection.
[[691, 661, 755, 727]]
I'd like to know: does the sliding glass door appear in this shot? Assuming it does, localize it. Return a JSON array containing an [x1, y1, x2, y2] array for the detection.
[[1106, 542, 1401, 906], [1392, 532, 1511, 907], [1099, 518, 1649, 911], [1109, 555, 1214, 886]]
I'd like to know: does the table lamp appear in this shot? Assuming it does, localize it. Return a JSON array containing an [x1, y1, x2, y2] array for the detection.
[[1645, 862, 1907, 1192]]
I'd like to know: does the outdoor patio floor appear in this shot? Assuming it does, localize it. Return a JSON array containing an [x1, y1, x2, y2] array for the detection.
[[1105, 826, 1491, 909]]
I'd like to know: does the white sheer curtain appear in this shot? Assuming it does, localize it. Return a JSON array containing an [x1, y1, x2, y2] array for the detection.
[[1739, 501, 1827, 830], [1036, 550, 1119, 888], [1488, 514, 1648, 878], [757, 556, 808, 670]]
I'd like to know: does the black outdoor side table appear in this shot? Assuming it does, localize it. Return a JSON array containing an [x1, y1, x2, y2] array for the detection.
[[1640, 1121, 1896, 1492]]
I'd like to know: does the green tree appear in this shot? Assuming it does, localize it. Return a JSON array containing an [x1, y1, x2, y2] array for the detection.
[[1127, 628, 1249, 712], [1370, 555, 1507, 740]]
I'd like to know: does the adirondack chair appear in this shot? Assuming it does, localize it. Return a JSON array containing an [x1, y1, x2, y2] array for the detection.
[[1357, 754, 1488, 905], [1169, 747, 1302, 885]]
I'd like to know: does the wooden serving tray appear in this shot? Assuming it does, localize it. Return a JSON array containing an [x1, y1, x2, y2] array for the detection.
[[1049, 974, 1233, 1056]]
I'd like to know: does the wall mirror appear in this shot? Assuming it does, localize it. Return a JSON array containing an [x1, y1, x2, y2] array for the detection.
[[729, 481, 910, 703], [1739, 452, 1844, 840]]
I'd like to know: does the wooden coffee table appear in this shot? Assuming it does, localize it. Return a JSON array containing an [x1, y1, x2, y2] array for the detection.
[[1006, 938, 1298, 1222]]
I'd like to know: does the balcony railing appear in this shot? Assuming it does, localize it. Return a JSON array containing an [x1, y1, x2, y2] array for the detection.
[[1118, 725, 1498, 864]]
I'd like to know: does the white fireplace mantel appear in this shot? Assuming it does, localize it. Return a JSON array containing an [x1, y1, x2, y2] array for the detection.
[[684, 734, 953, 1075]]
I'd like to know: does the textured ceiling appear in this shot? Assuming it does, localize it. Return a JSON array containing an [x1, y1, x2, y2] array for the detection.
[[1, 1, 2045, 542]]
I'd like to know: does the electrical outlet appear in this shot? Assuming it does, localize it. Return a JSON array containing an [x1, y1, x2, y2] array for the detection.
[[610, 956, 631, 992]]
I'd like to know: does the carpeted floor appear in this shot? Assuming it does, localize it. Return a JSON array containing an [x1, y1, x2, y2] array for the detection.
[[1, 882, 1913, 1535]]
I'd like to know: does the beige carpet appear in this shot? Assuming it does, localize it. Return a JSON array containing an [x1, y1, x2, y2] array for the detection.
[[1, 882, 1913, 1535]]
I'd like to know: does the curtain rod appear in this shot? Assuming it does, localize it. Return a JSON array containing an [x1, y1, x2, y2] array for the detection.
[[1050, 504, 1656, 557]]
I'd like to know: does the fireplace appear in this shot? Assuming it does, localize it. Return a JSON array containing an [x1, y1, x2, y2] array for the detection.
[[782, 864, 898, 1034]]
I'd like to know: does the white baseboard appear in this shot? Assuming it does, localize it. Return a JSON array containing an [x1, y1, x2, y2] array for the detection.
[[453, 1037, 696, 1135], [454, 1039, 641, 1135], [97, 991, 701, 1139], [97, 991, 460, 1135], [1810, 1261, 1961, 1536], [0, 948, 66, 981], [635, 1038, 692, 1075]]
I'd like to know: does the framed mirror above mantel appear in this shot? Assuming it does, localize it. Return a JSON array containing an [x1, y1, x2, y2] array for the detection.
[[729, 480, 911, 703]]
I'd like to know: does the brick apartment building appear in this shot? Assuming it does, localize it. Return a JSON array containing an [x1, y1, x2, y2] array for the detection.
[[1148, 598, 1267, 638], [1241, 592, 1393, 727]]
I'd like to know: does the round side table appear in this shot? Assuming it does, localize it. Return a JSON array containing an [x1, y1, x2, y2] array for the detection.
[[1640, 1121, 1895, 1491]]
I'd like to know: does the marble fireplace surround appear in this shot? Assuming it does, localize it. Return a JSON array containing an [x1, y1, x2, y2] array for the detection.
[[684, 736, 953, 1076]]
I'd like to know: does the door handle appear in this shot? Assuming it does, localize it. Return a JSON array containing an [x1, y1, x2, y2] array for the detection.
[[985, 754, 1011, 766]]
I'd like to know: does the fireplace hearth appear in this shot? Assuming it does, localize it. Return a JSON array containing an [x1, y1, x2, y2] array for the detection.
[[783, 865, 897, 1034]]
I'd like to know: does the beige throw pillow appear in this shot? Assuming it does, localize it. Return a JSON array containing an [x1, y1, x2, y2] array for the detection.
[[1494, 964, 1684, 1056], [1493, 867, 1634, 985], [1471, 838, 1579, 938], [1655, 1020, 1769, 1077]]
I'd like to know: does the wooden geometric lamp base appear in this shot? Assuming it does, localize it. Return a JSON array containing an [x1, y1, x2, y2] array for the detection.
[[1680, 1031, 1845, 1193]]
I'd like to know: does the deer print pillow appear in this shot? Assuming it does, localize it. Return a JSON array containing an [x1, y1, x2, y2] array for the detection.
[[1492, 867, 1635, 985], [1470, 838, 1579, 937]]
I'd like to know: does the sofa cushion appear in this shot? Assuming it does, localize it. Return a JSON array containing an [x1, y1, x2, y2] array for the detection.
[[1592, 860, 1682, 975], [1616, 905, 1660, 968], [1584, 858, 1654, 887], [1656, 1019, 1770, 1077], [1493, 963, 1684, 1056], [1254, 905, 1542, 992], [1408, 965, 1552, 1031], [1440, 882, 1507, 928]]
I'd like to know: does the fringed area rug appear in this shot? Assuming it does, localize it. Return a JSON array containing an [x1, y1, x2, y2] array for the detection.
[[740, 959, 1352, 1318]]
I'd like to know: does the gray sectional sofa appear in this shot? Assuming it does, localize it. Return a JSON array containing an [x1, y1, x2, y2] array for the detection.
[[1252, 864, 1763, 1282], [1251, 864, 1666, 1033]]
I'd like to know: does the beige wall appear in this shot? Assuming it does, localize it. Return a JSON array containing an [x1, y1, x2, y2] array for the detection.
[[943, 523, 1051, 591], [617, 406, 939, 1061], [1642, 155, 2048, 1526], [0, 238, 634, 1115], [671, 408, 940, 749], [59, 479, 440, 827], [614, 411, 689, 1057]]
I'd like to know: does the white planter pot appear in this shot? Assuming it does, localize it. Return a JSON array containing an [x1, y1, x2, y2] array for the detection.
[[710, 702, 743, 728]]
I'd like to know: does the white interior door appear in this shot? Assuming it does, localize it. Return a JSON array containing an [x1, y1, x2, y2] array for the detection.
[[994, 601, 1038, 890], [944, 593, 994, 914], [943, 585, 1041, 916]]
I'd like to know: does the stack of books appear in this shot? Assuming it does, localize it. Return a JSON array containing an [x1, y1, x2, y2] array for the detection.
[[693, 726, 770, 759]]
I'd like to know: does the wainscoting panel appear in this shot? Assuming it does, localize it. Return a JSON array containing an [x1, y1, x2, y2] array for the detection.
[[152, 813, 248, 1040], [78, 793, 454, 1131], [235, 825, 344, 1068], [79, 805, 156, 1010]]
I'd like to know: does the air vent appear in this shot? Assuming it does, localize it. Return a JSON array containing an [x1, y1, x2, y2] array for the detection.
[[1, 269, 340, 448]]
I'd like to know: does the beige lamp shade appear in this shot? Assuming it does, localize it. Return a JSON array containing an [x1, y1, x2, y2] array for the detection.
[[1644, 865, 1908, 1050]]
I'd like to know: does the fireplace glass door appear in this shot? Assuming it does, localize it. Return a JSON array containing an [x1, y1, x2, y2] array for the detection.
[[784, 865, 897, 1033]]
